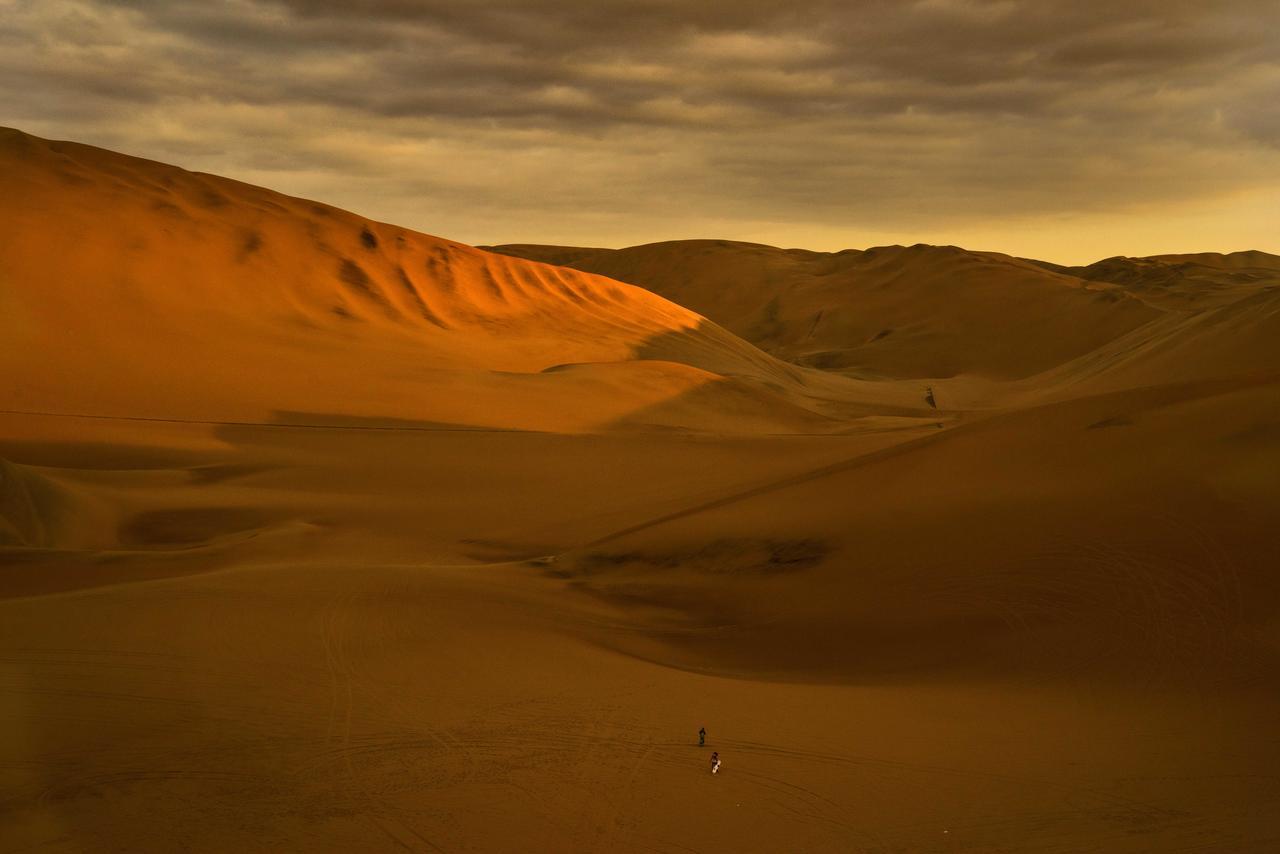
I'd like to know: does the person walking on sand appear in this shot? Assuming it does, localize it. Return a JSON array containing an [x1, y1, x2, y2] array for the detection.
[[710, 751, 721, 775], [699, 727, 706, 746]]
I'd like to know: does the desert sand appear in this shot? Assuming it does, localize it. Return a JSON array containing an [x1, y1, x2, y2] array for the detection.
[[3, 129, 1280, 852]]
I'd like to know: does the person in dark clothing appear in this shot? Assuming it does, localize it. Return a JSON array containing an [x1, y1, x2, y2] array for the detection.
[[699, 727, 706, 746]]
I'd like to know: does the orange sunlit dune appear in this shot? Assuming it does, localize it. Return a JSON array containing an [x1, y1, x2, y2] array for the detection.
[[3, 130, 884, 435], [3, 130, 1280, 853]]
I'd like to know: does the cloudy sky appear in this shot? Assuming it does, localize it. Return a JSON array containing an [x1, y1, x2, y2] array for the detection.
[[4, 0, 1278, 262]]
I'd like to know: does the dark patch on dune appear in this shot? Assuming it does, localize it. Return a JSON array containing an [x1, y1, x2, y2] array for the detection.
[[337, 258, 386, 304], [117, 507, 269, 547], [252, 199, 289, 215], [575, 538, 830, 577], [798, 350, 852, 371], [1224, 422, 1280, 444], [0, 459, 64, 548], [395, 266, 449, 328], [872, 328, 893, 341], [331, 305, 356, 319], [1088, 416, 1133, 429], [197, 188, 229, 209], [55, 168, 94, 187], [0, 549, 46, 567], [0, 440, 210, 470], [761, 539, 830, 571], [338, 258, 372, 292], [187, 463, 270, 485], [306, 226, 331, 256], [269, 410, 494, 431], [803, 310, 825, 341], [459, 537, 554, 562], [149, 199, 185, 216], [425, 247, 457, 293], [360, 226, 378, 249], [238, 230, 262, 260], [557, 278, 586, 304], [479, 264, 507, 301], [749, 296, 784, 342], [566, 579, 733, 623]]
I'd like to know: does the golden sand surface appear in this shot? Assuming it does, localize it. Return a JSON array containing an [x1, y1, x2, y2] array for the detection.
[[3, 129, 1279, 852]]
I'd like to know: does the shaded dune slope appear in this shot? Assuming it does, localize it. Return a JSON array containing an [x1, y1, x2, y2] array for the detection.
[[486, 240, 1164, 379], [478, 246, 1280, 685], [1032, 250, 1280, 310], [556, 371, 1280, 683]]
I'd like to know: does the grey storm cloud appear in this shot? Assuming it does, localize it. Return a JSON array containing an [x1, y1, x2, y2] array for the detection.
[[3, 0, 1278, 260]]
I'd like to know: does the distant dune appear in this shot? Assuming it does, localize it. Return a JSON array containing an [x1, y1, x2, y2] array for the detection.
[[1030, 250, 1280, 310], [487, 240, 1279, 384], [483, 240, 1149, 378], [4, 130, 1280, 853]]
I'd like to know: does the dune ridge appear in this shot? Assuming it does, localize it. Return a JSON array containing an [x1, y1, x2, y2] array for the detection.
[[2, 128, 889, 435], [487, 239, 1278, 388], [484, 239, 1163, 379]]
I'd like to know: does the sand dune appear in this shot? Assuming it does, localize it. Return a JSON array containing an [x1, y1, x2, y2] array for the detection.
[[1033, 250, 1280, 309], [3, 131, 1280, 852], [558, 373, 1280, 682], [486, 240, 1164, 379], [2, 129, 894, 435], [488, 239, 1280, 413]]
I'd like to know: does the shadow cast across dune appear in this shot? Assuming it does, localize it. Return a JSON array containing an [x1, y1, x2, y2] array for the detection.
[[545, 375, 1280, 686]]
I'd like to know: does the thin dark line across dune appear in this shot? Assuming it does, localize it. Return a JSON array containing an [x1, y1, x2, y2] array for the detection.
[[0, 406, 907, 440], [581, 419, 968, 549], [581, 370, 1280, 549], [0, 408, 532, 434]]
